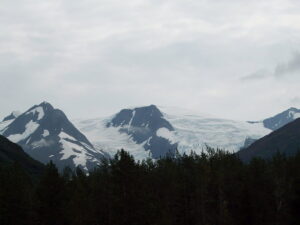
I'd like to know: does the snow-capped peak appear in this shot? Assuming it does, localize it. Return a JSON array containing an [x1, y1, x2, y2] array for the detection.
[[288, 108, 300, 120], [263, 107, 300, 130], [106, 105, 177, 158], [0, 102, 106, 171]]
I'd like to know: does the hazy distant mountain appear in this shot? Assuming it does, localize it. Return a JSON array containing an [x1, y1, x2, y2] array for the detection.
[[262, 107, 300, 130], [0, 135, 44, 176], [238, 118, 300, 162], [241, 107, 300, 149], [0, 102, 106, 171]]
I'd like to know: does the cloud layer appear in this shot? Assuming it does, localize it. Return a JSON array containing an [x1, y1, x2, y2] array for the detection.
[[1, 0, 300, 120]]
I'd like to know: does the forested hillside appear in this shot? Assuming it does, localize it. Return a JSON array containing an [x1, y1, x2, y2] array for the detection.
[[1, 149, 300, 225], [0, 135, 44, 177]]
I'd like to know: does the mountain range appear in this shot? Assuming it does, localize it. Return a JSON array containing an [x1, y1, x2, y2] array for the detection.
[[73, 105, 273, 159], [1, 102, 300, 169]]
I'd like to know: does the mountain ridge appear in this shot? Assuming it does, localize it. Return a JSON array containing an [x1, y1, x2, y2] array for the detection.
[[0, 102, 106, 171], [3, 102, 300, 166], [238, 118, 300, 162]]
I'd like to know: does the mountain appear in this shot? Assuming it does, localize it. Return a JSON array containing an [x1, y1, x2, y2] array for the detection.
[[241, 107, 300, 149], [74, 105, 178, 160], [238, 118, 300, 162], [107, 105, 178, 158], [160, 106, 271, 153], [262, 107, 300, 130], [74, 105, 271, 160], [0, 102, 106, 171], [0, 135, 44, 176]]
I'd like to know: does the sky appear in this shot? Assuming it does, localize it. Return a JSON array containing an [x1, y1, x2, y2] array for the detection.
[[1, 0, 300, 121]]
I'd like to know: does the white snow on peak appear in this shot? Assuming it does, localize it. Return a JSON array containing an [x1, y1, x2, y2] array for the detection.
[[73, 117, 151, 161], [72, 106, 272, 159], [59, 132, 77, 142], [293, 113, 300, 119], [128, 110, 136, 127], [31, 139, 54, 149], [156, 128, 176, 144], [59, 132, 97, 171], [162, 110, 271, 154], [288, 110, 300, 120], [0, 120, 14, 133], [42, 130, 50, 137], [7, 120, 39, 143], [26, 106, 45, 120]]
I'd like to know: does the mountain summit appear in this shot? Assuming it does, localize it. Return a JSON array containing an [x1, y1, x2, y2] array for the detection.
[[0, 102, 106, 171], [107, 105, 178, 158], [262, 107, 300, 130]]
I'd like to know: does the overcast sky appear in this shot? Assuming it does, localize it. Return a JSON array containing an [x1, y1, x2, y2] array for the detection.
[[1, 0, 300, 120]]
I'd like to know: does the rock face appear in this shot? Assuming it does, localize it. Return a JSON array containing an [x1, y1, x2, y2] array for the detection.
[[0, 135, 44, 176], [263, 107, 300, 130], [238, 118, 300, 162], [0, 102, 106, 171], [107, 105, 178, 158]]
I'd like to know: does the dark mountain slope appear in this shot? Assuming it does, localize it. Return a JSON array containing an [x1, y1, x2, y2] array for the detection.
[[238, 118, 300, 162], [0, 135, 44, 176]]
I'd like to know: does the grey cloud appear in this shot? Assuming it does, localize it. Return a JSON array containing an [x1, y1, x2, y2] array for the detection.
[[240, 69, 268, 82], [274, 53, 300, 77], [290, 97, 300, 105], [1, 0, 300, 121]]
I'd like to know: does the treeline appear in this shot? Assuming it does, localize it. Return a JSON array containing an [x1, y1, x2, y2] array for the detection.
[[1, 149, 300, 225]]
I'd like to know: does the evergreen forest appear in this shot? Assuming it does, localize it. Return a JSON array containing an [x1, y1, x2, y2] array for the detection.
[[1, 149, 300, 225]]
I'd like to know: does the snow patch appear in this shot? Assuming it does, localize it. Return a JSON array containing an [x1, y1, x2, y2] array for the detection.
[[31, 139, 54, 149], [59, 132, 76, 142], [162, 111, 272, 154], [290, 111, 300, 120], [156, 128, 176, 144], [26, 137, 31, 145], [146, 137, 152, 145], [26, 106, 45, 120], [0, 119, 15, 133], [73, 117, 151, 161], [7, 120, 39, 143], [59, 132, 98, 171], [42, 130, 49, 137], [128, 110, 136, 127]]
